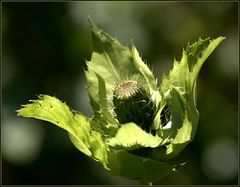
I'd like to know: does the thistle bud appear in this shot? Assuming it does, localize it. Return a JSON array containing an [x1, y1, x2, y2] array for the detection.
[[113, 80, 155, 132]]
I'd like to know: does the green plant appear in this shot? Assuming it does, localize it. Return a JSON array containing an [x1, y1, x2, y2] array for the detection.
[[17, 19, 224, 184]]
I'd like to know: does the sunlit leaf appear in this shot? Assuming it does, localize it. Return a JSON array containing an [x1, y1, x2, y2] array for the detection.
[[17, 95, 109, 169], [107, 123, 163, 150]]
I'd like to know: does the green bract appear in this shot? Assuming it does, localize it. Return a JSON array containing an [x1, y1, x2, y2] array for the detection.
[[17, 19, 224, 183]]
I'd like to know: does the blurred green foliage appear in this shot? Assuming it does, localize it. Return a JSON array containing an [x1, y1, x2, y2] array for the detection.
[[2, 2, 238, 185]]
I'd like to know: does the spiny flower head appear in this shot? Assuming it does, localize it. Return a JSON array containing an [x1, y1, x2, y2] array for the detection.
[[113, 80, 156, 132]]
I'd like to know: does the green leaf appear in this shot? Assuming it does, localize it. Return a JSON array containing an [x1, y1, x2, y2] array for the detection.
[[186, 37, 225, 90], [96, 73, 118, 126], [159, 37, 224, 159], [161, 37, 225, 96], [17, 95, 109, 169], [132, 44, 158, 93], [158, 87, 198, 159], [159, 87, 185, 139], [132, 44, 162, 108], [107, 123, 163, 150], [107, 150, 175, 183]]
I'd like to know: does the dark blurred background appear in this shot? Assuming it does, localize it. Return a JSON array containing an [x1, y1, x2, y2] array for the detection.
[[2, 2, 238, 185]]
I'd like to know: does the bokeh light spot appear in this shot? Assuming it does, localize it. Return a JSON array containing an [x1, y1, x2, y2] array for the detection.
[[3, 115, 44, 165], [201, 137, 238, 181]]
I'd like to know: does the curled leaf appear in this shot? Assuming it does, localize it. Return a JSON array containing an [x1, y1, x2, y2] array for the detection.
[[17, 95, 109, 169], [107, 123, 163, 150]]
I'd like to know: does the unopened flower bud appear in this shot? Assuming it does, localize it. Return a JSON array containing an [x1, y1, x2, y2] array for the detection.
[[113, 80, 155, 132]]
